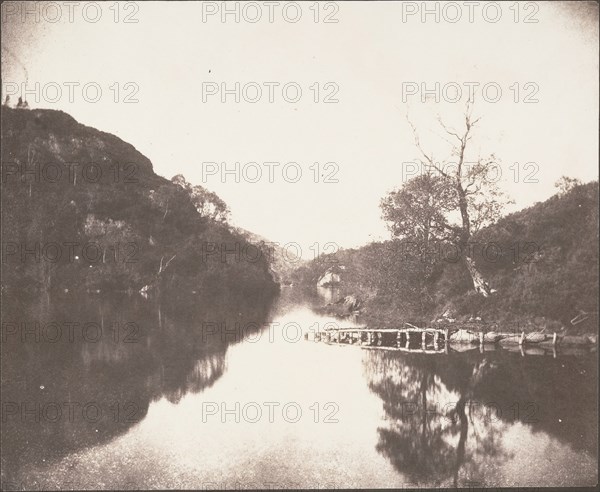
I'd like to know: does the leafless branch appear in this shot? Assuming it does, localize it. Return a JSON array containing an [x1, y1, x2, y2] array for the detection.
[[437, 116, 463, 143], [407, 114, 450, 178]]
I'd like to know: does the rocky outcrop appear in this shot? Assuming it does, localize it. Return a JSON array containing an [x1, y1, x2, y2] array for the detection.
[[317, 265, 345, 287], [339, 294, 361, 311], [317, 294, 362, 318]]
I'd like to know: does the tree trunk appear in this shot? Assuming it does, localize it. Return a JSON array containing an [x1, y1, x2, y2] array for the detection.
[[457, 183, 492, 297], [465, 257, 491, 297]]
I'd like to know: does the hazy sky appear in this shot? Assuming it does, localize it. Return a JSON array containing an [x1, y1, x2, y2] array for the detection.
[[2, 1, 598, 258]]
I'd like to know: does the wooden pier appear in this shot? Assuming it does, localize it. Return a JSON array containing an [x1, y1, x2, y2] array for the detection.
[[307, 324, 562, 355], [310, 323, 449, 354]]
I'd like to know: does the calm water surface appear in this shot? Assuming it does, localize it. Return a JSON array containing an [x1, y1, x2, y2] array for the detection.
[[1, 288, 597, 489]]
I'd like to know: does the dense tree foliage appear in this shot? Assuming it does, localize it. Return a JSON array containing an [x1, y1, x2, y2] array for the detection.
[[381, 173, 455, 246]]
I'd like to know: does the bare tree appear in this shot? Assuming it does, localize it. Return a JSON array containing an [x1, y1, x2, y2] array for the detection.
[[406, 102, 512, 296]]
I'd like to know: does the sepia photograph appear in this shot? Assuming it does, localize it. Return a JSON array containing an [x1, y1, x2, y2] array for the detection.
[[1, 1, 598, 490]]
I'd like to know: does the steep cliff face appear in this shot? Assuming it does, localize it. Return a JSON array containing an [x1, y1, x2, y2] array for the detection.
[[1, 107, 277, 297]]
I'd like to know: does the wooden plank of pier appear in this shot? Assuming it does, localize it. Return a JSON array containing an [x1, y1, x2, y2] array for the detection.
[[359, 345, 446, 354], [333, 328, 404, 333], [327, 327, 447, 339]]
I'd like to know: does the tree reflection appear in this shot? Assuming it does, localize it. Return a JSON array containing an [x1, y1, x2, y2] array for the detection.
[[1, 290, 277, 484], [373, 365, 458, 485], [363, 349, 597, 487], [364, 348, 597, 486]]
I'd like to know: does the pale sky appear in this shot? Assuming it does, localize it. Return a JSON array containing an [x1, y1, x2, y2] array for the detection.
[[2, 1, 598, 258]]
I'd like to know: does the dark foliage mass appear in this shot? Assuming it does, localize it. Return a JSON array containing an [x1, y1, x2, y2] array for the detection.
[[292, 182, 599, 331], [1, 107, 278, 299]]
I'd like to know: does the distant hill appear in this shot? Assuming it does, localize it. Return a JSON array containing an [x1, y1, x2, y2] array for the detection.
[[292, 182, 599, 332], [232, 227, 305, 284], [1, 107, 278, 300]]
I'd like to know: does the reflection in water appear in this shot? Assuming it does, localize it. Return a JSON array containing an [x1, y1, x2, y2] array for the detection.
[[1, 289, 597, 489], [1, 290, 276, 487], [364, 349, 598, 487]]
